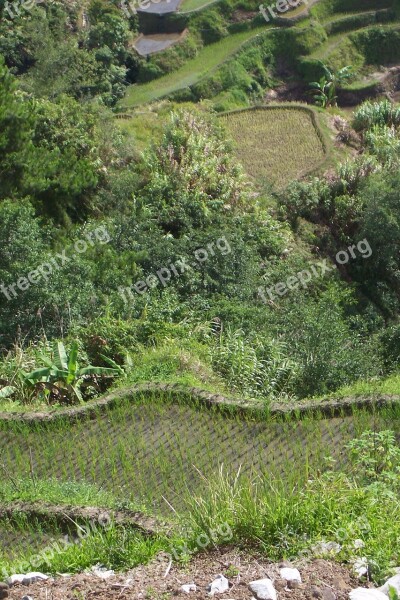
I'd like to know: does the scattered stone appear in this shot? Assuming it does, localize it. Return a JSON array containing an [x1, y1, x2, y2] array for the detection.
[[249, 578, 277, 600], [353, 540, 365, 550], [379, 574, 400, 597], [275, 579, 287, 591], [353, 558, 369, 578], [7, 573, 48, 586], [181, 583, 197, 593], [207, 575, 229, 596], [349, 588, 388, 600], [288, 580, 301, 590], [90, 565, 115, 580], [21, 596, 34, 600], [280, 568, 302, 584]]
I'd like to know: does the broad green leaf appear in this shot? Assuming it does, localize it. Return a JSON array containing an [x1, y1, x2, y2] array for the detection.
[[78, 366, 119, 376], [0, 386, 16, 398], [54, 341, 68, 371], [67, 341, 79, 385], [98, 354, 125, 375]]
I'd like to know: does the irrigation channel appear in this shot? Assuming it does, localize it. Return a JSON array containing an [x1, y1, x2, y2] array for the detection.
[[1, 386, 400, 559]]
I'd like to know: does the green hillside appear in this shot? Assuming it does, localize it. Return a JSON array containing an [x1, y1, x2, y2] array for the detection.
[[1, 0, 400, 592]]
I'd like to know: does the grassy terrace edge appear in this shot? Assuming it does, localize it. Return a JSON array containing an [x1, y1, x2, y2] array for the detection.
[[0, 502, 164, 537], [1, 382, 400, 425]]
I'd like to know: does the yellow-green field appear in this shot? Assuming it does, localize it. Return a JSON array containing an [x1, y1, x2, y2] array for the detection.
[[220, 106, 328, 188]]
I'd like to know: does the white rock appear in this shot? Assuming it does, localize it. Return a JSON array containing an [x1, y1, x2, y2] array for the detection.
[[7, 572, 48, 586], [353, 539, 365, 550], [280, 568, 302, 583], [90, 565, 115, 579], [353, 558, 369, 578], [379, 574, 400, 597], [207, 574, 229, 596], [349, 588, 388, 600], [249, 578, 277, 600], [21, 597, 34, 600], [181, 583, 197, 593]]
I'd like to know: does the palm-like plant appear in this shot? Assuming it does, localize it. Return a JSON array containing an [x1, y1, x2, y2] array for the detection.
[[309, 63, 352, 108], [21, 341, 121, 403]]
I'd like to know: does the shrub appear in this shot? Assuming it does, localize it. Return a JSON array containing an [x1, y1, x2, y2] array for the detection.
[[139, 110, 249, 234], [346, 430, 400, 489], [352, 100, 400, 133]]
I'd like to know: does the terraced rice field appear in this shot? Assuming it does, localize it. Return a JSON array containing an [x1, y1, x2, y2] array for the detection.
[[121, 27, 266, 107], [0, 520, 61, 561], [220, 106, 327, 188], [0, 394, 395, 517]]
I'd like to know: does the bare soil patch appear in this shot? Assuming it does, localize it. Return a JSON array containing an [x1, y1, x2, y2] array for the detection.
[[6, 550, 360, 599]]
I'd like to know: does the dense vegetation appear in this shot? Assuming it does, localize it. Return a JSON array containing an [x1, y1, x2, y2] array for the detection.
[[2, 50, 400, 403], [1, 0, 400, 587]]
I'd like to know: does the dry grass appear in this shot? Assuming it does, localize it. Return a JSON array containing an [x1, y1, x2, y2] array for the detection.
[[220, 106, 327, 188]]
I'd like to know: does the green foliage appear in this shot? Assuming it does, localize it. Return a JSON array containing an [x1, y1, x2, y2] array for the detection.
[[352, 100, 400, 133], [86, 12, 131, 63], [191, 9, 229, 44], [210, 328, 296, 399], [5, 341, 119, 404], [24, 95, 102, 222], [352, 27, 400, 65], [140, 110, 248, 234], [379, 323, 400, 371], [184, 445, 400, 583], [309, 63, 352, 108], [364, 125, 400, 167], [0, 57, 34, 196], [282, 286, 380, 397], [356, 171, 400, 315], [346, 430, 400, 489]]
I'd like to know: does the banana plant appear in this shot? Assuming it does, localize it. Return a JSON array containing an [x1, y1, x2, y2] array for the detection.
[[21, 341, 119, 403], [310, 62, 352, 108], [0, 386, 16, 399]]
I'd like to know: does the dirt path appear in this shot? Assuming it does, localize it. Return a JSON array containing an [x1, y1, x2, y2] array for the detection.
[[5, 551, 360, 599]]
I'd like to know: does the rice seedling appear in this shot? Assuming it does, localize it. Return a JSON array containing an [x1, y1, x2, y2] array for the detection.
[[220, 106, 328, 188], [2, 397, 400, 579]]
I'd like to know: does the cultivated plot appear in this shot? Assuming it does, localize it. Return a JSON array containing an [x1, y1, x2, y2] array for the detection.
[[220, 106, 327, 188]]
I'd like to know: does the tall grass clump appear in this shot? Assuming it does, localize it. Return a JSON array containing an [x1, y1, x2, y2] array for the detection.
[[182, 430, 400, 583], [352, 100, 400, 133]]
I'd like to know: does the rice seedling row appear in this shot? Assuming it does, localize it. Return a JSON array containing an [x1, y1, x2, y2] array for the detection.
[[220, 106, 327, 188], [1, 396, 398, 519]]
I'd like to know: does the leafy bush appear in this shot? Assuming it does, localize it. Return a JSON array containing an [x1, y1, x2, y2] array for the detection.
[[210, 328, 296, 399], [364, 125, 400, 167], [352, 100, 400, 133], [346, 430, 400, 490], [19, 340, 119, 404], [285, 286, 381, 397], [139, 110, 249, 234]]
